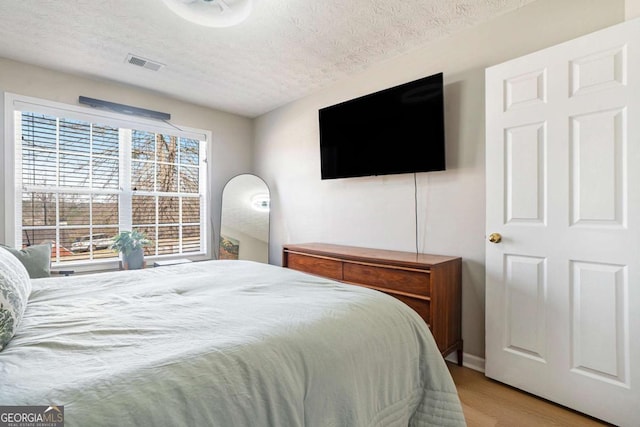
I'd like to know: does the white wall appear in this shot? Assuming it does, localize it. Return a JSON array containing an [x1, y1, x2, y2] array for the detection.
[[254, 0, 624, 360], [628, 0, 640, 18], [0, 58, 254, 251]]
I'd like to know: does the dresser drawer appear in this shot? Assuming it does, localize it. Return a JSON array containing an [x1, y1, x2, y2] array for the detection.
[[283, 243, 462, 365], [285, 252, 343, 280], [343, 262, 430, 296], [392, 294, 431, 327]]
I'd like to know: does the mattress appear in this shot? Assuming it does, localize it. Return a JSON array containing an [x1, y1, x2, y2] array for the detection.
[[0, 260, 466, 426]]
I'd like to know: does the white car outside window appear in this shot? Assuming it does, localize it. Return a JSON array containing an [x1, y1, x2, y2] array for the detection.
[[71, 234, 114, 253]]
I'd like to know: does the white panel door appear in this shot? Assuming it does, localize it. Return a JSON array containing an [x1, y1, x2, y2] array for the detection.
[[486, 18, 640, 426]]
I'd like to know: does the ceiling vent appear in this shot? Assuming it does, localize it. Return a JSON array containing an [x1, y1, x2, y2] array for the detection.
[[125, 54, 164, 71]]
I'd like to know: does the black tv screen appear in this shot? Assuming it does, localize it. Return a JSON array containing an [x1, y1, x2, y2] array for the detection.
[[319, 72, 445, 180]]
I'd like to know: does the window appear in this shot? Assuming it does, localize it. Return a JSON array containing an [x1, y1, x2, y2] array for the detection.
[[5, 94, 210, 267], [129, 130, 203, 256]]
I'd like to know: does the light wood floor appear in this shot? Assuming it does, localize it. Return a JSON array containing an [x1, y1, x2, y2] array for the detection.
[[447, 363, 613, 427]]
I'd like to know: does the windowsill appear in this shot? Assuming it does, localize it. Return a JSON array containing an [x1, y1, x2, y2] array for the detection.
[[50, 253, 211, 275]]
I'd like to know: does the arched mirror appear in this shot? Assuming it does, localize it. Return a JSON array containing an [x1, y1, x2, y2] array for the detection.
[[219, 174, 270, 263]]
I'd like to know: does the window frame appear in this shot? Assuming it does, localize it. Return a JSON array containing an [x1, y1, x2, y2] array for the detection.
[[3, 92, 212, 272]]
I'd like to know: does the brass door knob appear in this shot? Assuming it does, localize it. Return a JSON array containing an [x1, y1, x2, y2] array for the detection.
[[488, 233, 502, 243]]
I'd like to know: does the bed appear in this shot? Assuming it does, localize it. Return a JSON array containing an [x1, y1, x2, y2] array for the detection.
[[0, 258, 466, 426]]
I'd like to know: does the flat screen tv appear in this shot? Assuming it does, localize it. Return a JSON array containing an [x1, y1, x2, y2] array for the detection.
[[319, 72, 445, 180]]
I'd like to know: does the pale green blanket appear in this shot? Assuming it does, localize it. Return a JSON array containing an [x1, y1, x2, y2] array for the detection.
[[0, 260, 466, 426]]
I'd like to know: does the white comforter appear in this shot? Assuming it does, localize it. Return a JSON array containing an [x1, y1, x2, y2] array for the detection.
[[0, 260, 466, 426]]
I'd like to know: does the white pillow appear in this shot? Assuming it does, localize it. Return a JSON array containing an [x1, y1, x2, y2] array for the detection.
[[0, 247, 32, 351]]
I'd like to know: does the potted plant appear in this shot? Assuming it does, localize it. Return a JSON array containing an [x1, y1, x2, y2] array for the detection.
[[111, 230, 151, 270]]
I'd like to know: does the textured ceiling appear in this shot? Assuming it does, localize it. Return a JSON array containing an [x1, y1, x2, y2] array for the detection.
[[0, 0, 534, 118]]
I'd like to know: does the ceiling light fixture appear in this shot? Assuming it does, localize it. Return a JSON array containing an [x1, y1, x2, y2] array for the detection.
[[250, 194, 270, 212], [161, 0, 254, 28]]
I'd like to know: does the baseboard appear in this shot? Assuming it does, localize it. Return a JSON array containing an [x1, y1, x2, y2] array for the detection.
[[445, 352, 485, 373]]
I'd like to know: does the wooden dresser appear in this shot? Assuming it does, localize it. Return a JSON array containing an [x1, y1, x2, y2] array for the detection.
[[282, 243, 463, 365]]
